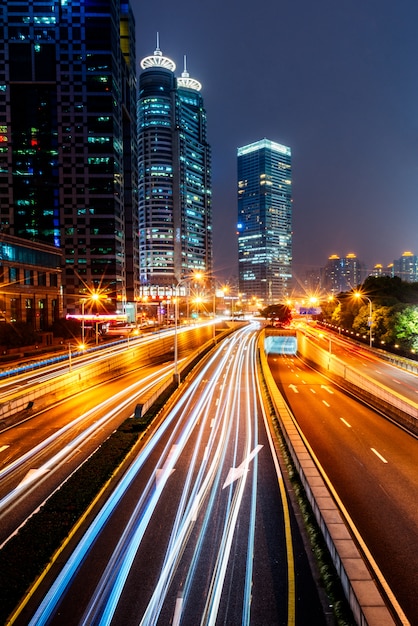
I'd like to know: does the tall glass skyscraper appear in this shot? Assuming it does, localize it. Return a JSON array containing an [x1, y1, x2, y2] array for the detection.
[[237, 138, 292, 304], [0, 0, 138, 317], [138, 43, 212, 297]]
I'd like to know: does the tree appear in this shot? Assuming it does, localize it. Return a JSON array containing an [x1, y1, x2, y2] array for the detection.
[[259, 304, 292, 326], [392, 306, 418, 351]]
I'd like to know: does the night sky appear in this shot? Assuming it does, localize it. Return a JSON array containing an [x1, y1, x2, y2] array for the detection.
[[131, 0, 418, 285]]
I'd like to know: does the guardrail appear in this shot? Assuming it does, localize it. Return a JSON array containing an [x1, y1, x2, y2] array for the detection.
[[297, 330, 418, 435]]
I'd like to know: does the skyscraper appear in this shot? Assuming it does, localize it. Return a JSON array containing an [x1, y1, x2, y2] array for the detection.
[[237, 139, 292, 304], [1, 0, 138, 318], [137, 42, 212, 298]]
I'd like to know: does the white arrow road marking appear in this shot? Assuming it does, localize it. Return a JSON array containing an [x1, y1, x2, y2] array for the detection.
[[321, 385, 334, 394], [288, 384, 298, 393], [16, 443, 75, 489], [223, 445, 263, 489], [371, 448, 388, 464], [18, 467, 50, 488], [156, 445, 177, 488]]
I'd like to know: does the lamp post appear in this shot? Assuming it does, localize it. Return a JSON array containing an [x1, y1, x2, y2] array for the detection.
[[89, 292, 101, 345], [354, 292, 373, 348], [81, 298, 86, 347], [212, 290, 216, 340], [174, 273, 203, 384]]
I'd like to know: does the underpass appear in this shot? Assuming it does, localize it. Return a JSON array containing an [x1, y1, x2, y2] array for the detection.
[[264, 329, 297, 355]]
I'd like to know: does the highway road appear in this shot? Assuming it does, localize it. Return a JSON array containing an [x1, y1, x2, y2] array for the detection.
[[0, 362, 173, 545], [15, 324, 329, 626], [268, 353, 417, 625]]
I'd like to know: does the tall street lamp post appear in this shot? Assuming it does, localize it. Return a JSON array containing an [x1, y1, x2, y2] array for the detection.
[[174, 273, 202, 385], [81, 298, 86, 347]]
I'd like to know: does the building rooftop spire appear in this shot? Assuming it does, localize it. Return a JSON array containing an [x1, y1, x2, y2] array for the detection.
[[140, 33, 176, 71], [177, 54, 202, 91]]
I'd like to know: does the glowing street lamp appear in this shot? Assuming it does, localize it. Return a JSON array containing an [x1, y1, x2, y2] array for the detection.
[[80, 291, 105, 347], [354, 292, 373, 348]]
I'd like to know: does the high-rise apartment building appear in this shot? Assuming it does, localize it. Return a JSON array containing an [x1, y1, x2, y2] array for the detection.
[[0, 1, 138, 319], [322, 253, 366, 293], [137, 43, 212, 297], [237, 139, 292, 304], [392, 251, 418, 282]]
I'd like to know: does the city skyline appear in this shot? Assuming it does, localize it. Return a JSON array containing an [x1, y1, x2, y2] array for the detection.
[[132, 0, 418, 281]]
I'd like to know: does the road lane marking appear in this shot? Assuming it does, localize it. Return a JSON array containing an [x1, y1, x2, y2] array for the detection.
[[340, 418, 352, 428], [210, 418, 215, 428], [310, 388, 316, 394], [172, 595, 183, 626], [156, 445, 178, 488], [203, 445, 209, 461], [18, 467, 49, 487], [222, 445, 263, 489], [0, 445, 9, 453], [260, 401, 295, 625], [371, 448, 388, 464], [322, 400, 330, 407], [321, 385, 334, 394]]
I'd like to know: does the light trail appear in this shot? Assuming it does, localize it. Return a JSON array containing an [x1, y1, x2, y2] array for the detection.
[[24, 323, 296, 626], [27, 327, 253, 626], [0, 365, 173, 523]]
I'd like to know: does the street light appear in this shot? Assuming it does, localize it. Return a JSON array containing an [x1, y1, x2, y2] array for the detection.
[[174, 272, 203, 384], [354, 292, 373, 348], [81, 298, 86, 346], [90, 292, 101, 345], [80, 290, 104, 348]]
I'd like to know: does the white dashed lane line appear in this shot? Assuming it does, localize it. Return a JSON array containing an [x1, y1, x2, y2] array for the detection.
[[371, 448, 388, 464]]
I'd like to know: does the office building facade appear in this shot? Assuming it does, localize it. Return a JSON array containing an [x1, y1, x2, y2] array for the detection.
[[138, 44, 212, 298], [0, 233, 62, 329], [0, 0, 138, 318], [237, 139, 292, 304]]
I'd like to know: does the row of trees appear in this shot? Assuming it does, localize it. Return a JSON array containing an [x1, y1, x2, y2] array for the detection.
[[318, 276, 418, 354]]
